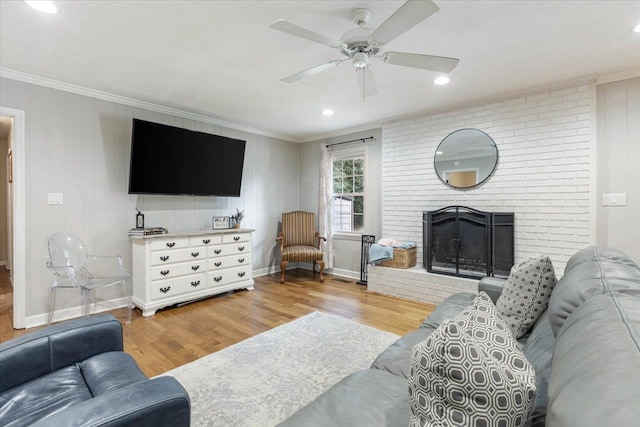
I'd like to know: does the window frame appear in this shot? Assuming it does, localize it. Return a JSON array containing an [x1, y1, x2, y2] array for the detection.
[[330, 146, 369, 239]]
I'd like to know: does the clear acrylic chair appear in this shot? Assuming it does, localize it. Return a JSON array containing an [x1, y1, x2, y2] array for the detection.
[[46, 233, 132, 325]]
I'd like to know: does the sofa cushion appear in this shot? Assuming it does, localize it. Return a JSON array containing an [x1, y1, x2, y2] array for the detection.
[[371, 328, 434, 379], [277, 369, 409, 427], [0, 365, 92, 427], [496, 255, 557, 338], [409, 292, 536, 427], [548, 246, 640, 336], [547, 292, 640, 427], [522, 311, 555, 427]]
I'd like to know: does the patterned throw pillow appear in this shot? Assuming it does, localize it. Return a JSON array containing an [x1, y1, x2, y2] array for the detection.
[[496, 255, 557, 338], [409, 292, 536, 427]]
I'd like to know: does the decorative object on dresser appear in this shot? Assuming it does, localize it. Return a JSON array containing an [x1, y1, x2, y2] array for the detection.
[[231, 208, 245, 229], [130, 230, 254, 316], [212, 216, 230, 230], [423, 206, 514, 278], [136, 209, 145, 229], [277, 211, 326, 284]]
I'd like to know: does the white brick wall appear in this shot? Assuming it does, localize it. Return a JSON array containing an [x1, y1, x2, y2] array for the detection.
[[382, 83, 593, 276], [368, 265, 478, 305]]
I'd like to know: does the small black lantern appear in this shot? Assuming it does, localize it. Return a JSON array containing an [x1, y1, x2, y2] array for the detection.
[[136, 210, 145, 229]]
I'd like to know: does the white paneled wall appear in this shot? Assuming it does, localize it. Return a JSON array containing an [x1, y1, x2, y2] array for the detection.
[[382, 83, 594, 275], [1, 77, 299, 320]]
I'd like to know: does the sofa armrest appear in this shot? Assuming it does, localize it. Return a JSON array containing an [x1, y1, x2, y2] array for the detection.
[[30, 376, 190, 427], [0, 314, 122, 393], [479, 277, 508, 304]]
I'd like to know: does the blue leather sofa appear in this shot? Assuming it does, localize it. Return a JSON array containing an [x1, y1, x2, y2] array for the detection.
[[0, 314, 190, 427]]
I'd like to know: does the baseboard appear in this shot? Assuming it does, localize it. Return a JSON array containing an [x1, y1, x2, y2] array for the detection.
[[24, 297, 131, 329], [328, 268, 360, 281], [253, 263, 300, 278]]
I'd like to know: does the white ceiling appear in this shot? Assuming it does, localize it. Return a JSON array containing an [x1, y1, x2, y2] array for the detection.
[[1, 1, 639, 142]]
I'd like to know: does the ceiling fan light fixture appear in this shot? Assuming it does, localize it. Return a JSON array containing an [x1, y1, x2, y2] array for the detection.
[[24, 1, 57, 13], [353, 52, 369, 69], [434, 76, 450, 85]]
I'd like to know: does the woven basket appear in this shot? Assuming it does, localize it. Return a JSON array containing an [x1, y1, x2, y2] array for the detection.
[[378, 246, 417, 269]]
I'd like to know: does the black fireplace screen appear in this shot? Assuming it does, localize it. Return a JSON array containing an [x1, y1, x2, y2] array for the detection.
[[423, 206, 514, 279]]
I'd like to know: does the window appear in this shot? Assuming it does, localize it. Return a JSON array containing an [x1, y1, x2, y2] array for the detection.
[[332, 156, 365, 233]]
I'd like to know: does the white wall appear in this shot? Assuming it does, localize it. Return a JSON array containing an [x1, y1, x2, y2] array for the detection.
[[596, 77, 640, 262], [0, 76, 299, 319], [382, 83, 594, 275], [299, 128, 382, 276]]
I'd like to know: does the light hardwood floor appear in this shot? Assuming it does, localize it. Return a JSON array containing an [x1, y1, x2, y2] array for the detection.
[[0, 267, 434, 377]]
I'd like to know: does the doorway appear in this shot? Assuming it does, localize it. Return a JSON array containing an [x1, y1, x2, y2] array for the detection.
[[0, 107, 26, 329]]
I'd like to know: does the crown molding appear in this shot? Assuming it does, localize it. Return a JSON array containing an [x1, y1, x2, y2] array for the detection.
[[0, 68, 297, 142], [595, 68, 640, 85]]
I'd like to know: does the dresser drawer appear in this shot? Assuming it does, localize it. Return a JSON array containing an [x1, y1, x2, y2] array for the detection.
[[190, 235, 222, 247], [151, 247, 205, 266], [207, 254, 251, 271], [222, 232, 250, 244], [151, 260, 206, 280], [208, 265, 252, 288], [208, 242, 250, 258], [151, 273, 207, 300], [150, 238, 190, 251]]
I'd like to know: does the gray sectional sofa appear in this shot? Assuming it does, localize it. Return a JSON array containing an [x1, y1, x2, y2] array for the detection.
[[279, 246, 640, 426]]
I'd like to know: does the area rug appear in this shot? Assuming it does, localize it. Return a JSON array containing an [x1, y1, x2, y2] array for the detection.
[[159, 311, 400, 427]]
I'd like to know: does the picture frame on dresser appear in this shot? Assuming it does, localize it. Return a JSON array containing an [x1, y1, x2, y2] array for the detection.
[[212, 216, 230, 229]]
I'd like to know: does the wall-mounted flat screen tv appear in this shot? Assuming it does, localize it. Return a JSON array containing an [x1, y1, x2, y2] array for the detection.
[[128, 119, 246, 197]]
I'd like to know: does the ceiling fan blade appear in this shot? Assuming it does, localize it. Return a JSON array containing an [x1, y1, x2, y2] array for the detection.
[[282, 60, 345, 83], [356, 67, 377, 99], [270, 20, 343, 49], [370, 0, 439, 46], [383, 52, 459, 73]]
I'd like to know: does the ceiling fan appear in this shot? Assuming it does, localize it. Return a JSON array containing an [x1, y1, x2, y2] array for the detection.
[[269, 0, 459, 99]]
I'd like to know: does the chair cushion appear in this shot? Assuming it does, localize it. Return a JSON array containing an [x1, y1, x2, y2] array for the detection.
[[281, 245, 323, 262], [80, 352, 148, 396], [496, 255, 557, 338], [0, 365, 92, 427], [409, 292, 536, 427]]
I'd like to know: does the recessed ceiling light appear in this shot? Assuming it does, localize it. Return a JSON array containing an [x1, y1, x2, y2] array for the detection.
[[434, 76, 450, 86], [634, 23, 640, 33], [25, 1, 57, 13], [322, 109, 334, 116]]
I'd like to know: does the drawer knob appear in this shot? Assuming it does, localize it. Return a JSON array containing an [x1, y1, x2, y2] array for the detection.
[[160, 256, 170, 262], [160, 286, 171, 294], [238, 246, 245, 251], [191, 252, 200, 257], [238, 272, 246, 278], [214, 262, 222, 267], [214, 276, 222, 282], [203, 239, 211, 244], [191, 265, 200, 271], [238, 258, 245, 263], [166, 242, 176, 248], [160, 270, 170, 276], [233, 236, 240, 241], [191, 280, 201, 287], [214, 249, 222, 254]]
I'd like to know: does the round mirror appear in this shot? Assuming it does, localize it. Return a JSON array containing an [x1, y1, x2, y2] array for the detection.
[[434, 128, 498, 189]]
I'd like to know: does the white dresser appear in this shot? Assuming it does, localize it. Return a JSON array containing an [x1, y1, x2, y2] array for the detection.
[[130, 229, 254, 317]]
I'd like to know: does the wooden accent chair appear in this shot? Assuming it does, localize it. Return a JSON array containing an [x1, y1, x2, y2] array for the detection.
[[276, 211, 327, 284]]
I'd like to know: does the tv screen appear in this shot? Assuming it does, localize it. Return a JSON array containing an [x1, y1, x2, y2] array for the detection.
[[128, 119, 246, 197]]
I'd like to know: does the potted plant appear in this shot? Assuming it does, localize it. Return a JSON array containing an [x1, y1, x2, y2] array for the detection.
[[232, 208, 245, 229]]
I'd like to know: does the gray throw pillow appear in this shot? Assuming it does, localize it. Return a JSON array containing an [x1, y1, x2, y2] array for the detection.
[[409, 292, 536, 427], [496, 255, 557, 338]]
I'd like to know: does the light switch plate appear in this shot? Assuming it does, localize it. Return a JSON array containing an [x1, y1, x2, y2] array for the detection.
[[47, 193, 64, 205], [602, 193, 626, 206]]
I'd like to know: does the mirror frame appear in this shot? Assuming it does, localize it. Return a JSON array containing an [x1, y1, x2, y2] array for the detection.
[[434, 128, 498, 189]]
